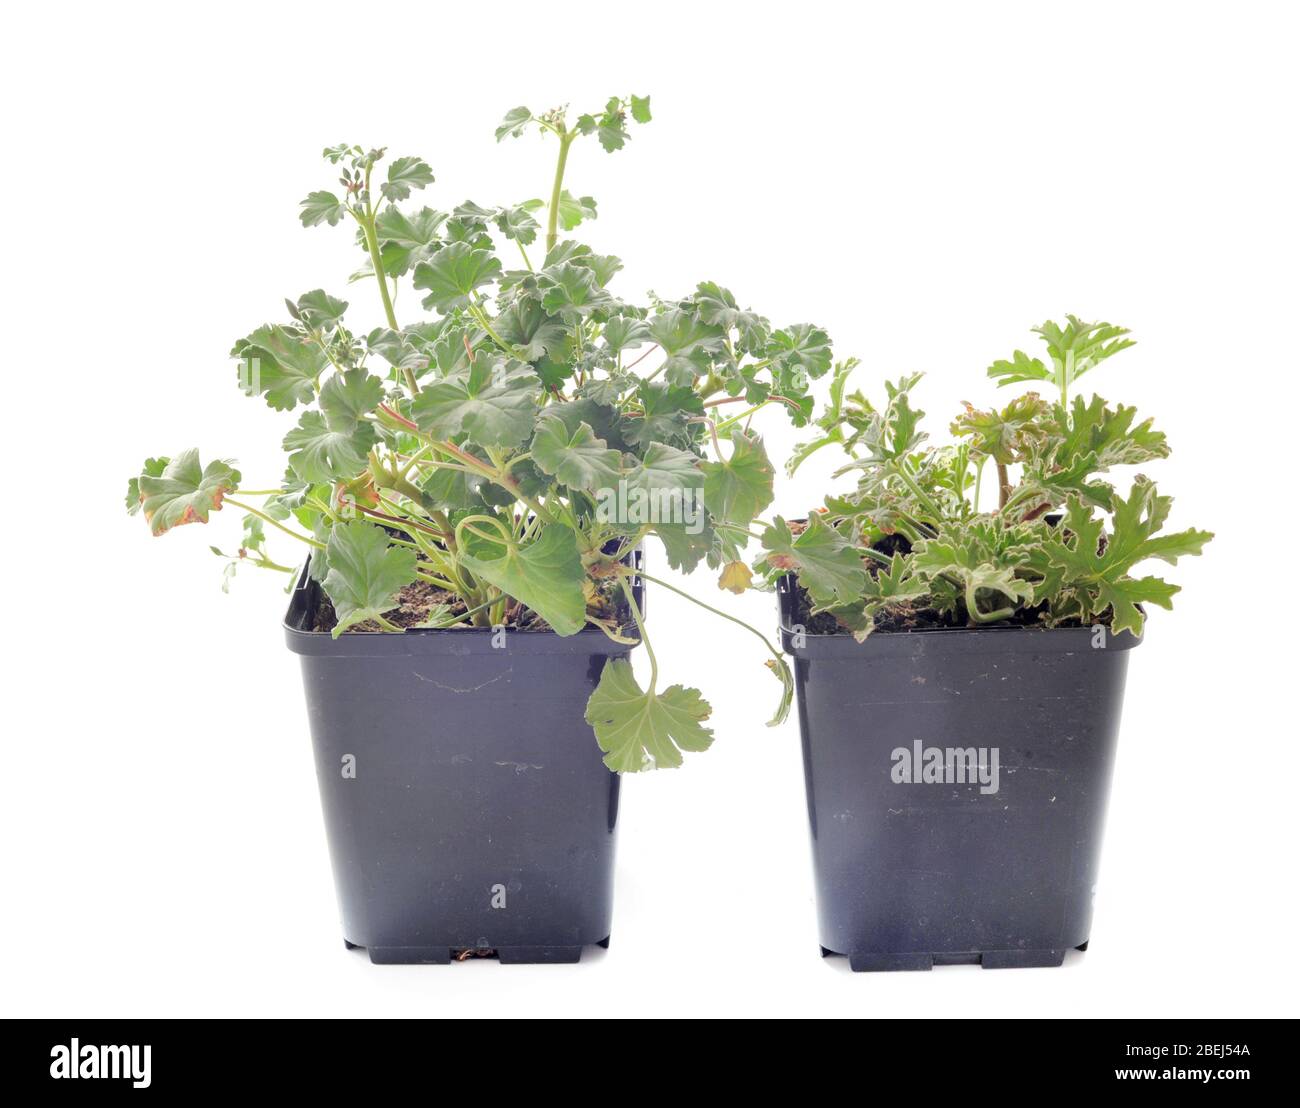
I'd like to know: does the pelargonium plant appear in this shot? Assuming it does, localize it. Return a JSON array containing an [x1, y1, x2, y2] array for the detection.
[[126, 96, 846, 771], [754, 317, 1213, 637]]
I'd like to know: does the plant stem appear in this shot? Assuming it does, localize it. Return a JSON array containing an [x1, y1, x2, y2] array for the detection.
[[618, 575, 656, 691], [226, 499, 325, 549], [358, 207, 418, 395], [545, 131, 576, 254], [993, 460, 1013, 509], [630, 569, 786, 675]]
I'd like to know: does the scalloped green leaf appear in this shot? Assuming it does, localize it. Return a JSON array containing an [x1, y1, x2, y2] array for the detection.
[[413, 242, 503, 312], [411, 359, 540, 448], [230, 324, 326, 412], [584, 659, 714, 772], [322, 521, 418, 636], [701, 430, 774, 527], [531, 413, 623, 492], [458, 524, 588, 636]]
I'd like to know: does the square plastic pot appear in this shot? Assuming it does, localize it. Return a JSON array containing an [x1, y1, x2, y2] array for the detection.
[[777, 576, 1139, 971], [284, 557, 641, 965]]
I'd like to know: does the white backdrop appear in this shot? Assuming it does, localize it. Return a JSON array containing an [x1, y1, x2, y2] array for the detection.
[[3, 0, 1296, 1018]]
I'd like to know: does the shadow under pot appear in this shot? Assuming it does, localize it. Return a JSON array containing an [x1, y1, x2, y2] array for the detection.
[[777, 575, 1138, 972], [283, 554, 642, 965]]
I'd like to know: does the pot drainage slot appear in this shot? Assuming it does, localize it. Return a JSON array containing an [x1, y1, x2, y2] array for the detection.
[[454, 947, 499, 962]]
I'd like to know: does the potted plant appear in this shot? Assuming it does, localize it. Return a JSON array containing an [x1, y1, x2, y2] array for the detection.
[[125, 96, 828, 964], [756, 318, 1212, 970]]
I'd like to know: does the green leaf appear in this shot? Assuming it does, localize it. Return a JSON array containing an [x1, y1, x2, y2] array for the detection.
[[986, 348, 1052, 387], [1034, 316, 1134, 385], [601, 315, 651, 356], [556, 190, 597, 231], [647, 309, 725, 381], [322, 521, 418, 636], [626, 442, 704, 494], [411, 358, 541, 449], [531, 413, 623, 492], [230, 324, 327, 412], [413, 242, 503, 312], [495, 106, 532, 142], [630, 94, 652, 124], [381, 156, 434, 203], [283, 410, 379, 484], [494, 199, 544, 245], [701, 430, 775, 526], [1044, 478, 1212, 634], [654, 519, 716, 573], [459, 524, 588, 636], [300, 190, 346, 228], [622, 380, 703, 448], [136, 449, 240, 536], [769, 323, 833, 379], [761, 515, 867, 608], [692, 281, 769, 352], [126, 456, 168, 515], [911, 520, 1038, 622], [989, 317, 1135, 397], [318, 369, 383, 428], [496, 298, 567, 361], [375, 206, 446, 276], [538, 261, 611, 319], [293, 289, 348, 331], [584, 659, 714, 772], [594, 100, 631, 153], [951, 393, 1051, 464], [786, 357, 862, 475], [857, 373, 927, 462]]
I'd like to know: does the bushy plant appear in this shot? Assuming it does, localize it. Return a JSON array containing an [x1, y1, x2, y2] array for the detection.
[[755, 317, 1212, 637], [127, 96, 848, 770]]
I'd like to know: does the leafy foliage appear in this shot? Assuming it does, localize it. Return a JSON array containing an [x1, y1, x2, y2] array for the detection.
[[759, 318, 1210, 638], [127, 99, 830, 771]]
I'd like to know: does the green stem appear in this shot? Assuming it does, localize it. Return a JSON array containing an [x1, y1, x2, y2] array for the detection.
[[469, 300, 511, 353], [545, 132, 576, 254], [357, 207, 417, 395], [631, 569, 786, 674], [226, 499, 324, 549], [618, 575, 656, 691], [892, 462, 943, 521]]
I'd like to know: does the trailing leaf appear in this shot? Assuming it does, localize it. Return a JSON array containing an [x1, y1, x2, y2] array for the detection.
[[584, 659, 713, 772]]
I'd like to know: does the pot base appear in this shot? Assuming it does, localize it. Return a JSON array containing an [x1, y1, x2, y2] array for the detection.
[[824, 943, 1085, 972], [349, 940, 609, 965]]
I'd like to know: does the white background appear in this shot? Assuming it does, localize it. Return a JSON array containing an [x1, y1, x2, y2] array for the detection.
[[3, 1, 1296, 1018]]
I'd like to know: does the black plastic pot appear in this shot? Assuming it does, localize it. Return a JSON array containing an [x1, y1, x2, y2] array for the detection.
[[777, 577, 1139, 971], [284, 557, 641, 965]]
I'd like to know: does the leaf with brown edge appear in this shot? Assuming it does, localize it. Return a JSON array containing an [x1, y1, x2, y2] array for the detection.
[[136, 449, 240, 536]]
